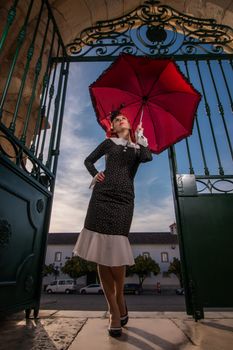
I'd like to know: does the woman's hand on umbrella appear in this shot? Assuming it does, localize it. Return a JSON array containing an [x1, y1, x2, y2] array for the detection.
[[136, 122, 144, 133], [96, 171, 105, 182]]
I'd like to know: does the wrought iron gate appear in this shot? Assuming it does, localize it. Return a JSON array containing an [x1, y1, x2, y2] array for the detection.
[[0, 0, 232, 319], [0, 0, 69, 317], [168, 57, 233, 320]]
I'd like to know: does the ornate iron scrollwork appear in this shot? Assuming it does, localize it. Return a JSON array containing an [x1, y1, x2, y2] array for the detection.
[[66, 0, 233, 57], [0, 127, 53, 191], [196, 177, 233, 194]]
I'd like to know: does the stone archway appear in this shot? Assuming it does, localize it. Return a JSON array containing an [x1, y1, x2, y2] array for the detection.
[[0, 0, 233, 319]]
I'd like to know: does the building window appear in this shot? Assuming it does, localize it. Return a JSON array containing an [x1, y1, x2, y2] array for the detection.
[[161, 252, 169, 262], [143, 252, 150, 259], [54, 252, 62, 262]]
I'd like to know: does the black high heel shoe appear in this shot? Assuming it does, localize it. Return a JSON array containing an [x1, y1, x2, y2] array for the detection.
[[108, 326, 122, 337], [108, 316, 122, 337], [120, 302, 128, 327]]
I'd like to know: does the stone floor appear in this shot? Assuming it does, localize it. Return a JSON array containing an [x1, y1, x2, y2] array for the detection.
[[0, 310, 232, 350]]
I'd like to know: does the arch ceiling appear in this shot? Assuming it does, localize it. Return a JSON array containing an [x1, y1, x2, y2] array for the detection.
[[49, 0, 233, 46]]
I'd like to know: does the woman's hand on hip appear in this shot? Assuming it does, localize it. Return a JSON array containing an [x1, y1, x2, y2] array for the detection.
[[96, 171, 105, 182]]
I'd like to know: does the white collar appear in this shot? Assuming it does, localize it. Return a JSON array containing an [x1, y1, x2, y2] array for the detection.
[[109, 137, 140, 149]]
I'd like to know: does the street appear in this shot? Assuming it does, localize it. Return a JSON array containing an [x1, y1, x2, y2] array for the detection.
[[41, 292, 186, 311]]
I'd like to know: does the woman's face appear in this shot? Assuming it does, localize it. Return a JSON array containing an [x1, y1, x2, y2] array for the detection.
[[111, 114, 131, 133]]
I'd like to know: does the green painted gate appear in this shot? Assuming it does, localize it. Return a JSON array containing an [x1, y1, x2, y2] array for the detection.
[[169, 56, 233, 319], [0, 0, 232, 319], [0, 0, 69, 317]]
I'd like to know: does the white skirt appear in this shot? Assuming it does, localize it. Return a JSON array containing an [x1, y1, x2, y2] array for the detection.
[[73, 227, 135, 266]]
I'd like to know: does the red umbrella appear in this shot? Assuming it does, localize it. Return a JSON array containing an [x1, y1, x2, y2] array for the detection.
[[89, 54, 202, 154]]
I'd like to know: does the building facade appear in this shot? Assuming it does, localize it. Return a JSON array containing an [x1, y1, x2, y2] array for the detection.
[[44, 223, 180, 289]]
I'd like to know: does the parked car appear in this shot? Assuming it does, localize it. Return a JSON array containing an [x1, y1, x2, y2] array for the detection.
[[46, 279, 77, 294], [79, 284, 103, 294], [175, 288, 185, 295], [124, 283, 143, 295]]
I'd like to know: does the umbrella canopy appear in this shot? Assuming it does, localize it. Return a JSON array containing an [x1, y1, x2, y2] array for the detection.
[[89, 54, 202, 154]]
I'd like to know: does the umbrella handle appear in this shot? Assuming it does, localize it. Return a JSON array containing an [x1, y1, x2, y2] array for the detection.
[[135, 107, 144, 143], [139, 107, 144, 126]]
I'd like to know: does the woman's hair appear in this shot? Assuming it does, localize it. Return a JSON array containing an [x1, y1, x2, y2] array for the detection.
[[110, 104, 125, 122], [110, 110, 121, 123], [107, 111, 136, 142]]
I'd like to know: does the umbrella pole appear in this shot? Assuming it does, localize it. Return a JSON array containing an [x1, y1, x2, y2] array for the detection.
[[139, 106, 144, 126], [135, 107, 144, 144]]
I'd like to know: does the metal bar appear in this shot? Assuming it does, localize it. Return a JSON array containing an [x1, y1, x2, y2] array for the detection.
[[0, 0, 34, 120], [45, 56, 65, 170], [51, 61, 70, 177], [195, 60, 224, 175], [20, 13, 51, 144], [30, 26, 56, 154], [179, 61, 194, 174], [0, 0, 19, 52], [185, 139, 194, 174], [218, 60, 233, 112], [195, 175, 233, 179], [41, 32, 57, 111], [168, 145, 194, 314], [51, 53, 233, 63], [37, 41, 61, 160], [184, 60, 209, 175], [44, 0, 67, 56], [9, 0, 44, 134], [206, 60, 233, 160], [229, 59, 233, 71]]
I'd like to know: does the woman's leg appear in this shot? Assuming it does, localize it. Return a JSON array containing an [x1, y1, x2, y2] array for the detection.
[[97, 264, 121, 327], [110, 265, 127, 316]]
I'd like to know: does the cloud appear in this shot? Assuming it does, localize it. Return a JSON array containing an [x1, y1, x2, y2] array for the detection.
[[49, 62, 175, 233], [131, 195, 175, 232], [49, 137, 95, 232], [49, 79, 102, 232]]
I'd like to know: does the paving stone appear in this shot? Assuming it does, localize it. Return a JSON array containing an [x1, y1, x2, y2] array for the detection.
[[55, 310, 106, 318], [0, 311, 232, 350], [69, 318, 190, 350], [172, 318, 233, 350], [126, 311, 191, 319], [0, 317, 86, 350]]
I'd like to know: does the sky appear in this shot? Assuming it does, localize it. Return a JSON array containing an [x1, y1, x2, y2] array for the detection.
[[49, 59, 233, 233], [49, 61, 176, 233]]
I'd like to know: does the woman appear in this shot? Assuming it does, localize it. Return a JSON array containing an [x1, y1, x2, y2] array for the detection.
[[73, 112, 152, 337]]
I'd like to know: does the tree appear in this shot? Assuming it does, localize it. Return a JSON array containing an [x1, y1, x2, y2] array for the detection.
[[61, 256, 97, 280], [167, 257, 183, 287], [42, 263, 58, 278], [127, 254, 160, 287]]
